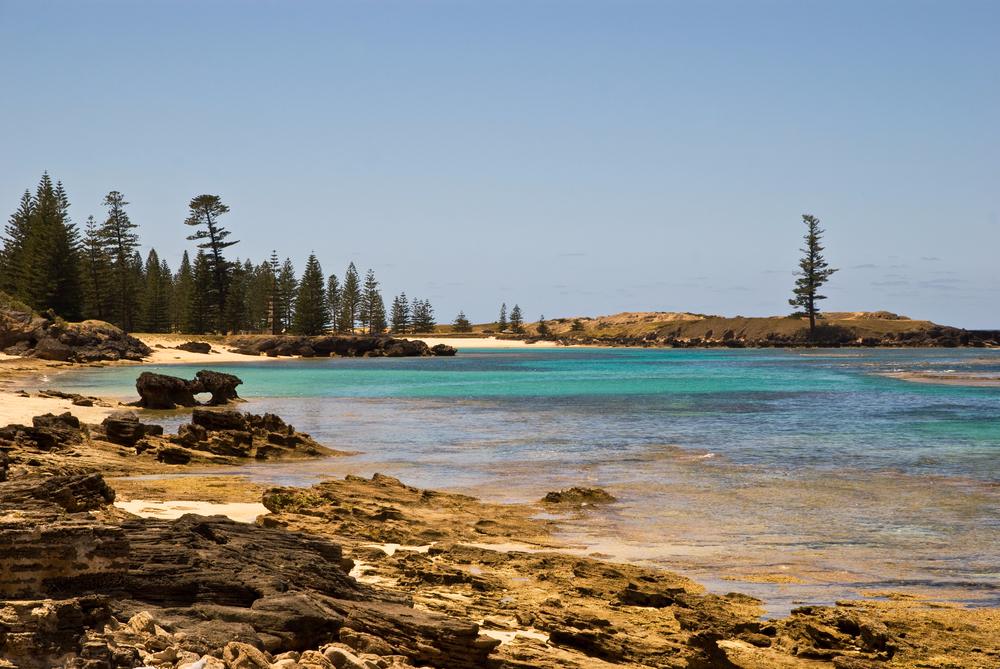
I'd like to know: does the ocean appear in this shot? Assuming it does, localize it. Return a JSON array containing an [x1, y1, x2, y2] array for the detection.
[[48, 346, 1000, 615]]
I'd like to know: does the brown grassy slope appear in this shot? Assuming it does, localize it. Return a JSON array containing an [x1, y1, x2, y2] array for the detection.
[[434, 310, 944, 340]]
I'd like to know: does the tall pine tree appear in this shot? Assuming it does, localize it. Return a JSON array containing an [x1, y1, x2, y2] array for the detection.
[[184, 194, 237, 329], [98, 191, 140, 330], [789, 214, 837, 337], [292, 253, 329, 335], [80, 215, 113, 321], [509, 304, 524, 333], [276, 258, 298, 333], [141, 249, 171, 333], [0, 190, 34, 296], [19, 174, 82, 319], [172, 251, 194, 332], [326, 274, 340, 332], [339, 262, 361, 333], [186, 251, 215, 334], [390, 293, 410, 334]]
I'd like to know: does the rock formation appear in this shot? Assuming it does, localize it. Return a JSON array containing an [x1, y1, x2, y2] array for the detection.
[[176, 341, 213, 354], [135, 370, 243, 409], [226, 335, 457, 358], [0, 470, 500, 669], [0, 293, 151, 361]]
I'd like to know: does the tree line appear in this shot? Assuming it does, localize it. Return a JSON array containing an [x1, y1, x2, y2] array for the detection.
[[0, 173, 441, 336]]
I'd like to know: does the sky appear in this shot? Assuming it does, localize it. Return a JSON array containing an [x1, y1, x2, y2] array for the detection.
[[1, 1, 998, 327]]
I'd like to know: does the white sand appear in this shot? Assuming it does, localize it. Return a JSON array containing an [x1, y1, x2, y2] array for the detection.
[[0, 392, 116, 427], [137, 336, 268, 364], [115, 499, 269, 523], [406, 337, 566, 349]]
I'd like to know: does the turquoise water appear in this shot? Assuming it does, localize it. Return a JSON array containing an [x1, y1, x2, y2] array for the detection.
[[51, 347, 1000, 614]]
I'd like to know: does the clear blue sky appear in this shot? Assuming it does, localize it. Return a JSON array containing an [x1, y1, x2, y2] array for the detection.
[[1, 1, 997, 327]]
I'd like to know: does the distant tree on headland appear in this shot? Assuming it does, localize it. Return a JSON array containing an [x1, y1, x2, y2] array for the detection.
[[789, 214, 837, 337], [536, 315, 550, 336], [453, 311, 472, 333], [509, 304, 524, 334], [570, 318, 585, 332], [498, 303, 508, 331]]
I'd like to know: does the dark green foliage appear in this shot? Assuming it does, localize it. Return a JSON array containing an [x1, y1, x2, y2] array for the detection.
[[510, 304, 524, 334], [184, 194, 237, 325], [359, 269, 385, 334], [537, 315, 549, 336], [0, 190, 34, 296], [570, 318, 585, 332], [276, 258, 297, 333], [453, 311, 472, 333], [326, 273, 340, 332], [410, 298, 436, 332], [222, 259, 249, 333], [141, 249, 172, 333], [172, 251, 194, 332], [2, 174, 83, 319], [789, 214, 838, 336], [80, 215, 113, 321], [390, 293, 410, 333], [339, 262, 361, 333], [243, 259, 272, 332], [186, 251, 216, 334], [498, 303, 508, 331], [292, 253, 329, 335], [99, 190, 140, 330]]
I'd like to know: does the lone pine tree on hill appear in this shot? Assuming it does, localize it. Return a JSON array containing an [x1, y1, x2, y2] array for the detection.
[[498, 303, 508, 331], [789, 214, 837, 337], [509, 304, 524, 334], [453, 310, 472, 332]]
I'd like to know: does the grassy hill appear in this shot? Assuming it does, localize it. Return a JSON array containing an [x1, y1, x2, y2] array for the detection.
[[433, 311, 995, 347]]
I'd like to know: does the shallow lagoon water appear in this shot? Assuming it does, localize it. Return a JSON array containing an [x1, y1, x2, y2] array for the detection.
[[54, 347, 1000, 615]]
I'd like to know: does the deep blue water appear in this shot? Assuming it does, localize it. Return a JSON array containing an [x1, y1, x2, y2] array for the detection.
[[49, 347, 1000, 614]]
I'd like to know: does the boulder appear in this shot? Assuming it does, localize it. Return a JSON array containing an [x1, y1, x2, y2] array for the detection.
[[100, 413, 164, 446], [177, 341, 213, 354], [191, 408, 249, 431], [542, 487, 617, 505], [430, 344, 457, 356]]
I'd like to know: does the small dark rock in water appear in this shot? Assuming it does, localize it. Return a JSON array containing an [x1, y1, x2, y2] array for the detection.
[[431, 343, 458, 356], [542, 487, 617, 505], [175, 341, 212, 354], [135, 369, 242, 409]]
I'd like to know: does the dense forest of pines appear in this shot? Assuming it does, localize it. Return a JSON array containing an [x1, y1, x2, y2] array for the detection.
[[0, 174, 440, 336]]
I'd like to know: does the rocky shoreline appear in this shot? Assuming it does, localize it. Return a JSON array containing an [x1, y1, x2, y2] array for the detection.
[[1, 395, 998, 668]]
